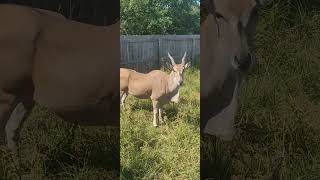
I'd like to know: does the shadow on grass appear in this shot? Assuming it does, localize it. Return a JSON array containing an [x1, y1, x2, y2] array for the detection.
[[44, 131, 119, 178], [168, 98, 199, 127], [129, 101, 153, 112], [201, 135, 232, 180], [163, 105, 179, 122]]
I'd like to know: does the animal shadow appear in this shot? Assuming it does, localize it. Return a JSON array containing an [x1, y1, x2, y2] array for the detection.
[[163, 104, 179, 122], [44, 129, 119, 178], [129, 101, 153, 112]]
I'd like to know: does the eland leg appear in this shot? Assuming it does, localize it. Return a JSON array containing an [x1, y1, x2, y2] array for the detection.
[[0, 93, 17, 147], [152, 100, 159, 127], [5, 100, 34, 154], [159, 107, 165, 124], [120, 91, 128, 107], [120, 91, 124, 105]]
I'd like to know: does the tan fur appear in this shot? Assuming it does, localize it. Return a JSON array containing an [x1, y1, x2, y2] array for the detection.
[[0, 4, 119, 153], [120, 53, 190, 127]]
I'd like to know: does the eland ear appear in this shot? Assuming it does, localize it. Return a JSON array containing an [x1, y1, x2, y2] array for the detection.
[[166, 62, 173, 70], [184, 62, 191, 69]]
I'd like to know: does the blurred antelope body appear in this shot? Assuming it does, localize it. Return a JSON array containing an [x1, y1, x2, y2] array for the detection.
[[120, 53, 190, 127], [0, 4, 119, 154], [201, 0, 267, 140]]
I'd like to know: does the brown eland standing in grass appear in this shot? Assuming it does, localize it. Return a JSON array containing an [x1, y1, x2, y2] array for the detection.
[[200, 0, 268, 140], [120, 52, 191, 127], [0, 4, 119, 154]]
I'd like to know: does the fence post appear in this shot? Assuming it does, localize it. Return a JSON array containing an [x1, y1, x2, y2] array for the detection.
[[192, 36, 196, 64], [126, 40, 130, 68], [158, 37, 161, 68]]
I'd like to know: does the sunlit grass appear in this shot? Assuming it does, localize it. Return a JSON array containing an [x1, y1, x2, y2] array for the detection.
[[120, 68, 200, 179]]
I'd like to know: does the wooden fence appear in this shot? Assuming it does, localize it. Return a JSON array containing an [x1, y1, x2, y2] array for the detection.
[[121, 35, 200, 72]]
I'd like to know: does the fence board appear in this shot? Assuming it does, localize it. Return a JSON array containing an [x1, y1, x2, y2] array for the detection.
[[121, 35, 200, 72]]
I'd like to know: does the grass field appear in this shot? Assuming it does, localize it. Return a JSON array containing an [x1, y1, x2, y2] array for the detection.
[[0, 68, 199, 180], [0, 106, 119, 180], [1, 1, 319, 180], [120, 68, 200, 179], [202, 1, 320, 179]]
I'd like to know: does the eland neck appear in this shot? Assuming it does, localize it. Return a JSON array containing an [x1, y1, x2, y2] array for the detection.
[[167, 71, 181, 93]]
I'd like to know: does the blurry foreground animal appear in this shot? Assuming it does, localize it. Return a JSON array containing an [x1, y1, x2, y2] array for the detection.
[[0, 4, 119, 154]]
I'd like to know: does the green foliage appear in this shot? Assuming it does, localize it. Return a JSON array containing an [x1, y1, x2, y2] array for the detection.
[[121, 0, 200, 35], [120, 69, 200, 179]]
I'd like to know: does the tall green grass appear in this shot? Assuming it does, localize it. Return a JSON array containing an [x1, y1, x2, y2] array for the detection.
[[120, 68, 200, 179], [202, 1, 320, 179], [0, 106, 119, 179]]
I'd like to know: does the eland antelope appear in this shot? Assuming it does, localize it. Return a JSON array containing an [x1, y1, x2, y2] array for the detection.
[[120, 52, 191, 127], [0, 4, 119, 154], [201, 0, 267, 140]]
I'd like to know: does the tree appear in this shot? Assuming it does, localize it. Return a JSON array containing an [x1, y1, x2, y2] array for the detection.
[[121, 0, 199, 35]]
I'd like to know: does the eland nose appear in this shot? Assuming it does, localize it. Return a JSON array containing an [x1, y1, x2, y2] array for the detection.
[[235, 53, 252, 71], [180, 80, 184, 86]]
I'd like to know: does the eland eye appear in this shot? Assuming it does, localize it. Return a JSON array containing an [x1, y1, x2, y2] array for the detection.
[[215, 12, 224, 19]]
